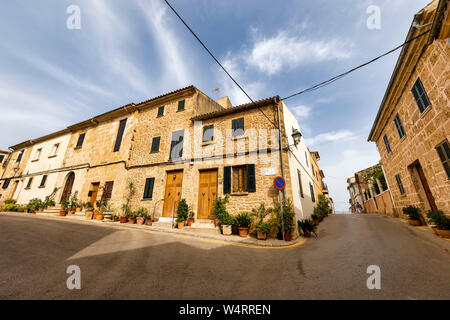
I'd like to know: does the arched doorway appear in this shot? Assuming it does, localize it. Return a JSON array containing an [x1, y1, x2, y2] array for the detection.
[[60, 172, 75, 203]]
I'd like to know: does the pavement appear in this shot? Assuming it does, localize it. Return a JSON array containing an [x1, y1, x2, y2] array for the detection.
[[0, 212, 449, 299]]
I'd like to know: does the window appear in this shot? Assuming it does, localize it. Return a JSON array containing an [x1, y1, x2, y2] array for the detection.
[[113, 118, 127, 152], [39, 175, 47, 187], [232, 118, 244, 137], [202, 125, 214, 143], [16, 150, 24, 163], [305, 152, 308, 166], [103, 181, 114, 199], [76, 133, 85, 148], [311, 164, 315, 176], [143, 177, 155, 199], [169, 129, 184, 160], [297, 170, 304, 198], [157, 106, 165, 117], [223, 164, 256, 194], [395, 174, 405, 195], [411, 77, 431, 113], [394, 114, 406, 138], [383, 135, 392, 154], [177, 100, 185, 111], [26, 177, 33, 189], [0, 155, 4, 163], [435, 139, 450, 179], [310, 182, 315, 202], [2, 178, 11, 189], [50, 144, 59, 157], [150, 137, 161, 153], [34, 148, 42, 161]]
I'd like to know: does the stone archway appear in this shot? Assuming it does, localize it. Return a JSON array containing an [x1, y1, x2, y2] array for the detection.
[[60, 172, 75, 203]]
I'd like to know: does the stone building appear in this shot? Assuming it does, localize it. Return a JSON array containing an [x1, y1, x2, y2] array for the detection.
[[368, 0, 450, 217], [0, 145, 32, 201]]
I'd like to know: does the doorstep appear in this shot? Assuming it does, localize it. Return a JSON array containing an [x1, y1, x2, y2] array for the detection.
[[0, 211, 305, 248]]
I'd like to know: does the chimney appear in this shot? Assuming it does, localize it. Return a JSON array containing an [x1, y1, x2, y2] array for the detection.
[[217, 96, 232, 109]]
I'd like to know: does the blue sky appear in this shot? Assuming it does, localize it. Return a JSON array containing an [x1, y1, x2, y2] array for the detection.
[[0, 0, 432, 211]]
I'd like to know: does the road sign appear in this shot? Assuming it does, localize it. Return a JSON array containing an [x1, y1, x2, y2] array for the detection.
[[273, 176, 286, 191]]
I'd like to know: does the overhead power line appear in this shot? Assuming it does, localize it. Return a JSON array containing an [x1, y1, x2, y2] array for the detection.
[[282, 29, 431, 101]]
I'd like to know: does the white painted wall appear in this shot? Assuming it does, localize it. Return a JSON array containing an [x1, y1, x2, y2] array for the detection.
[[282, 102, 315, 221], [16, 134, 71, 204]]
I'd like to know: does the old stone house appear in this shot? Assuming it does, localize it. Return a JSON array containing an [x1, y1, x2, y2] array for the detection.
[[368, 0, 450, 217], [0, 145, 32, 201]]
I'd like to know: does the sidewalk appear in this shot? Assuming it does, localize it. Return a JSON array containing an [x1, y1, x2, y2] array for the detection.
[[0, 211, 307, 248]]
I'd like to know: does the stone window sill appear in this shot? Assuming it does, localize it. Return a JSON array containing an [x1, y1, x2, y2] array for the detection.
[[419, 104, 432, 119], [202, 141, 215, 146], [141, 198, 153, 201], [231, 192, 248, 196], [48, 155, 57, 159], [31, 159, 39, 162], [74, 146, 82, 150], [38, 185, 45, 189], [232, 135, 246, 141]]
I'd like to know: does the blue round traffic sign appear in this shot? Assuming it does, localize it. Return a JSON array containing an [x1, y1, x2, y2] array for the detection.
[[274, 176, 286, 191]]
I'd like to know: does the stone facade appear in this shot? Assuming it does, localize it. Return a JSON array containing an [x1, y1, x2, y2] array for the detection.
[[368, 0, 450, 217]]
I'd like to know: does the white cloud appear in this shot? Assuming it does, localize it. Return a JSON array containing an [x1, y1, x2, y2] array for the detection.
[[306, 130, 356, 146], [246, 30, 353, 75], [292, 105, 312, 119]]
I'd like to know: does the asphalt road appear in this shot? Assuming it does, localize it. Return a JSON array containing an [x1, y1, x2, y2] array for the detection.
[[0, 213, 449, 299]]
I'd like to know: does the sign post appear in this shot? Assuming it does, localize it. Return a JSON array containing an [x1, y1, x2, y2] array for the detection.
[[274, 176, 286, 240]]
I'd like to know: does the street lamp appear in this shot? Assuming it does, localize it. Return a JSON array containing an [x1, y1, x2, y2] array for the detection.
[[291, 129, 302, 147]]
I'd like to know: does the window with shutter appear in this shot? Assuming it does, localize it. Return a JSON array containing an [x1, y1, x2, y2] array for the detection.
[[383, 135, 392, 154], [39, 175, 47, 187], [232, 166, 247, 192], [411, 78, 431, 113], [76, 133, 85, 148], [113, 118, 127, 152], [16, 150, 24, 163], [232, 118, 244, 137], [150, 137, 161, 153], [0, 155, 4, 163], [310, 182, 315, 202], [393, 114, 406, 138], [169, 130, 184, 160], [103, 181, 114, 199], [395, 174, 405, 195], [435, 139, 450, 179], [26, 177, 33, 189], [202, 125, 214, 142], [305, 152, 308, 166], [177, 100, 185, 111], [157, 106, 165, 117], [223, 166, 231, 194], [143, 177, 155, 199], [246, 164, 256, 192], [297, 170, 304, 198], [2, 178, 10, 189]]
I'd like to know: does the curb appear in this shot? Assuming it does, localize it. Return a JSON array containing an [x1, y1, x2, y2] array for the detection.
[[0, 211, 308, 249]]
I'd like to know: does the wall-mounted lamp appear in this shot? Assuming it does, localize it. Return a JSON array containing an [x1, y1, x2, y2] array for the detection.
[[292, 129, 302, 147]]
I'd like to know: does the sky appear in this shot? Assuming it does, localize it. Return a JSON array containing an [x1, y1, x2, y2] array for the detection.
[[0, 0, 433, 212]]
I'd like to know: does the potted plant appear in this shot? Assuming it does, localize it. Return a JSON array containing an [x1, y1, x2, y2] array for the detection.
[[95, 198, 107, 220], [235, 212, 253, 237], [145, 213, 153, 226], [221, 213, 234, 235], [186, 211, 195, 226], [103, 204, 113, 221], [255, 222, 271, 240], [176, 199, 189, 229], [403, 205, 422, 226], [136, 207, 147, 225], [297, 219, 317, 238], [128, 211, 136, 224], [119, 213, 128, 223], [428, 210, 450, 239], [60, 199, 69, 216], [85, 202, 94, 219], [113, 214, 120, 222], [213, 195, 230, 229], [311, 212, 321, 226]]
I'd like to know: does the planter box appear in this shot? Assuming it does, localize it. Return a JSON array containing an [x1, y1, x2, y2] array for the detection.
[[146, 220, 153, 226], [256, 231, 267, 240], [136, 217, 145, 225], [222, 225, 232, 235], [238, 227, 249, 237]]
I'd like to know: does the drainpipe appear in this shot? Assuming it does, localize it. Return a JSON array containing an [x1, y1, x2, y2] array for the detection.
[[275, 98, 286, 239]]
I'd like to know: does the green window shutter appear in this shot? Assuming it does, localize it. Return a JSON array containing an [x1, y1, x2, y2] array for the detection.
[[157, 106, 165, 117], [113, 118, 127, 152], [16, 150, 24, 163], [40, 175, 47, 187], [178, 100, 185, 111], [310, 182, 315, 202], [143, 178, 155, 199], [0, 155, 4, 163], [26, 177, 33, 188], [151, 137, 161, 153], [246, 164, 256, 192], [223, 166, 231, 194], [298, 170, 304, 197], [3, 178, 11, 189], [76, 133, 85, 147]]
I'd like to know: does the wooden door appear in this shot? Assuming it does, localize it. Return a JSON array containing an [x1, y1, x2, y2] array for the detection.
[[197, 170, 218, 219], [162, 170, 183, 218], [89, 183, 100, 205], [60, 172, 75, 203], [415, 163, 438, 211]]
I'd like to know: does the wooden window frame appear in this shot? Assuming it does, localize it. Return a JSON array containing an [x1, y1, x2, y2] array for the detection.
[[25, 177, 33, 189], [395, 174, 405, 195], [177, 100, 185, 112], [113, 118, 127, 152], [157, 106, 165, 117], [143, 177, 155, 200], [393, 114, 406, 139], [150, 136, 161, 153], [76, 133, 86, 148], [383, 134, 392, 154], [103, 181, 114, 199], [411, 77, 431, 113], [39, 175, 47, 188], [435, 139, 450, 179], [231, 117, 244, 137]]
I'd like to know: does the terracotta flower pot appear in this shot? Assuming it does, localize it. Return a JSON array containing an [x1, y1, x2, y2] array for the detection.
[[128, 219, 136, 224], [146, 219, 153, 226], [120, 217, 127, 223], [136, 217, 145, 225], [68, 210, 75, 215], [38, 208, 44, 212], [95, 214, 104, 220], [431, 226, 439, 235], [59, 210, 67, 216], [313, 220, 320, 226], [303, 231, 311, 238], [284, 233, 292, 241], [222, 225, 232, 235], [436, 229, 450, 239], [186, 219, 192, 226], [408, 219, 421, 226], [257, 231, 267, 240], [85, 211, 94, 220], [238, 227, 249, 237], [177, 221, 185, 229], [214, 218, 220, 227], [113, 217, 119, 222], [76, 207, 82, 212]]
